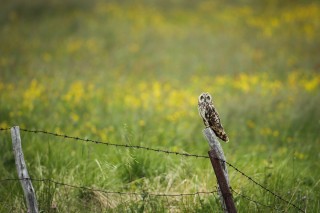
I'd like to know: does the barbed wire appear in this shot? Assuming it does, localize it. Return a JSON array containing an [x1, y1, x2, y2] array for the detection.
[[225, 163, 304, 212], [0, 127, 304, 212], [0, 127, 10, 131], [0, 178, 217, 197], [20, 128, 210, 159], [230, 187, 285, 212], [0, 177, 302, 212]]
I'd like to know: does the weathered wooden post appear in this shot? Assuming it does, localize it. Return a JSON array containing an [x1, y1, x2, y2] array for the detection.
[[11, 126, 39, 213], [203, 127, 237, 213]]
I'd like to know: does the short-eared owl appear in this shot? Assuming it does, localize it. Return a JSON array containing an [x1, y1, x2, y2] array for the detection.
[[198, 92, 229, 142]]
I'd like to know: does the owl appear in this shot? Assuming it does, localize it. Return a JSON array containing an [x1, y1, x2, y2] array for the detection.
[[198, 92, 229, 142]]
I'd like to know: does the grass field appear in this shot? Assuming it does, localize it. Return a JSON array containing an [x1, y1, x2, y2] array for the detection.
[[0, 0, 320, 212]]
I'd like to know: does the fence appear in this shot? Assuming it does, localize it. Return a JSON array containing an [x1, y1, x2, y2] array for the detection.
[[1, 177, 219, 212], [0, 127, 305, 212]]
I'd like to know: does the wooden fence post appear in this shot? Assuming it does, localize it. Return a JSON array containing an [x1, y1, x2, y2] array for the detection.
[[11, 126, 39, 213], [203, 127, 237, 213]]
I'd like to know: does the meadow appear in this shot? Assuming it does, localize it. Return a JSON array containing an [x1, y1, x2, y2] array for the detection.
[[0, 0, 320, 212]]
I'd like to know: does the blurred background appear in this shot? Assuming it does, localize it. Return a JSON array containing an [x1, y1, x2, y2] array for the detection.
[[0, 0, 319, 212]]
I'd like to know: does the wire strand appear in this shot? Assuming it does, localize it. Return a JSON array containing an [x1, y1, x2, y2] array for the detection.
[[19, 128, 209, 159], [230, 187, 285, 212], [0, 178, 217, 197]]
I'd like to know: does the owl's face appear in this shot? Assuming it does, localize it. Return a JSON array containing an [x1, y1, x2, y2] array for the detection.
[[198, 92, 213, 104]]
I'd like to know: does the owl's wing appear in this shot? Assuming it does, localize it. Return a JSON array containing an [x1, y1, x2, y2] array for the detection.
[[205, 104, 222, 127], [205, 104, 229, 142]]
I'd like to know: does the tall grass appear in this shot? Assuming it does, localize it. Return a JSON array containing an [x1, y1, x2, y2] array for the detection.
[[0, 0, 319, 212]]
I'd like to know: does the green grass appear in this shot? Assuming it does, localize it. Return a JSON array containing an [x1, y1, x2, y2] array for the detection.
[[0, 0, 320, 212]]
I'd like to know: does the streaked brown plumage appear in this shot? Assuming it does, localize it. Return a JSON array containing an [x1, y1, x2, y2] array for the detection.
[[198, 92, 229, 142]]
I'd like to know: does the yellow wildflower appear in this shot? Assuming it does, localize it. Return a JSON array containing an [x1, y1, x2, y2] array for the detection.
[[246, 120, 256, 129], [63, 81, 85, 104], [70, 113, 79, 122], [302, 77, 319, 92], [23, 79, 44, 110], [138, 120, 146, 127]]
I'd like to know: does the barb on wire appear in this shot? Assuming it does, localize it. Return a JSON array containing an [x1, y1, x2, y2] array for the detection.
[[0, 178, 217, 197], [0, 127, 10, 131]]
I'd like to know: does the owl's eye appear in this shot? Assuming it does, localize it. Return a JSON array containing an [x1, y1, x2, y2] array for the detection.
[[200, 95, 204, 100], [206, 96, 211, 101]]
